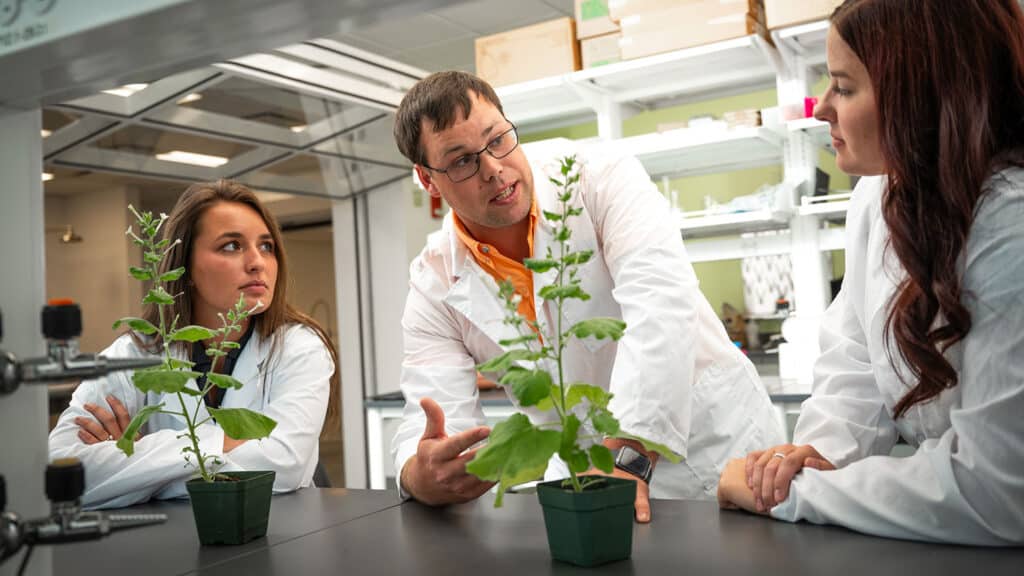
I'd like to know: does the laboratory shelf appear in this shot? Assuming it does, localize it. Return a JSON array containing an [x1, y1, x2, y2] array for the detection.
[[771, 20, 830, 68], [498, 34, 778, 131], [684, 225, 845, 263], [678, 208, 790, 239], [798, 192, 852, 220], [618, 125, 784, 178], [787, 117, 835, 155]]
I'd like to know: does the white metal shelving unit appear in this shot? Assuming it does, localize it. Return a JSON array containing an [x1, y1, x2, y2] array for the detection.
[[500, 29, 842, 257]]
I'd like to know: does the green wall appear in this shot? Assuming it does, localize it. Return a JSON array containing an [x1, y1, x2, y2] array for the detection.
[[521, 75, 850, 317]]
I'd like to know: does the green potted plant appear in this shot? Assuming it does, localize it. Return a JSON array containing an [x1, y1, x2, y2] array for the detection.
[[466, 156, 680, 567], [112, 206, 278, 545]]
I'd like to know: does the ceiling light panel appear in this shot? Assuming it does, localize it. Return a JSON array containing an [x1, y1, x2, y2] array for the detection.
[[101, 83, 149, 97], [155, 150, 229, 167]]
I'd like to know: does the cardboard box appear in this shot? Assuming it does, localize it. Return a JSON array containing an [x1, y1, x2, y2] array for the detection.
[[610, 0, 693, 21], [618, 2, 766, 61], [765, 0, 841, 29], [611, 0, 763, 22], [581, 32, 623, 68], [474, 17, 581, 87], [576, 0, 620, 40]]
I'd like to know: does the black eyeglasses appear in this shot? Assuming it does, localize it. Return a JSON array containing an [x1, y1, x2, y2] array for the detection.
[[422, 124, 519, 183]]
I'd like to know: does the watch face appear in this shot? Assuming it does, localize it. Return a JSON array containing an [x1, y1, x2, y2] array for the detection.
[[615, 446, 652, 481]]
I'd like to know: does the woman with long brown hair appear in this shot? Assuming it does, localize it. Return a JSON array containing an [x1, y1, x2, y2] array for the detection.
[[718, 0, 1024, 544], [49, 180, 341, 508]]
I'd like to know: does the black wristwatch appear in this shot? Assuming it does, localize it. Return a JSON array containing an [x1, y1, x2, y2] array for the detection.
[[614, 445, 654, 484]]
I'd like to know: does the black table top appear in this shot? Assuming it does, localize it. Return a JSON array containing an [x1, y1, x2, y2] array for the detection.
[[51, 488, 400, 575], [51, 489, 1023, 576]]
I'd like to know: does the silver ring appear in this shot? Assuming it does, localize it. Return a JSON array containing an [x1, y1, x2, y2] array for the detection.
[[772, 452, 786, 459], [107, 434, 114, 441]]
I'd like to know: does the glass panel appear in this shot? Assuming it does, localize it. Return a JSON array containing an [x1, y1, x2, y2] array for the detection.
[[42, 108, 79, 134], [240, 153, 407, 198], [91, 125, 255, 160], [179, 77, 348, 130], [312, 113, 408, 167]]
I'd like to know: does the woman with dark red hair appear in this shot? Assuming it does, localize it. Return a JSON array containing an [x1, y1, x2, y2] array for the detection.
[[718, 0, 1024, 544]]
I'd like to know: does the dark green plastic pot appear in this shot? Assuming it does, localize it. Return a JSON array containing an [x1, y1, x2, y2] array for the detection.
[[536, 476, 636, 567], [185, 470, 275, 545]]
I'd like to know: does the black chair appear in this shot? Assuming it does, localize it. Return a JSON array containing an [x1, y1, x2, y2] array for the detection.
[[313, 460, 331, 488]]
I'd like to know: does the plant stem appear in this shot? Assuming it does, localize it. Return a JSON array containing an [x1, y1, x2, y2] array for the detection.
[[554, 181, 576, 490], [177, 389, 210, 481]]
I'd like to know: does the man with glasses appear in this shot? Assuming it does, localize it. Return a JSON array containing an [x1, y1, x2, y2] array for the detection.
[[391, 71, 784, 523]]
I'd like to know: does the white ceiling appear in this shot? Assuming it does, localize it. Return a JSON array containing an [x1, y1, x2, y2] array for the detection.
[[334, 0, 574, 72]]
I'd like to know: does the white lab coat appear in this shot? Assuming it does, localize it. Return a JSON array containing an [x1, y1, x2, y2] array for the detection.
[[393, 143, 784, 500], [49, 323, 333, 509], [773, 172, 1024, 545]]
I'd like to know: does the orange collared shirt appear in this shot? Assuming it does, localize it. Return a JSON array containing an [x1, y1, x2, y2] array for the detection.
[[452, 199, 540, 327]]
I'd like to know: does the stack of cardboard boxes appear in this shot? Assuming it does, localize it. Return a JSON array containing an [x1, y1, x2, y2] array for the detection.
[[765, 0, 842, 29], [613, 0, 767, 61], [474, 0, 838, 88], [577, 0, 623, 69], [474, 17, 581, 87]]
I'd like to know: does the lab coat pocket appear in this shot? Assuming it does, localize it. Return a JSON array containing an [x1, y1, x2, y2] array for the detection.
[[561, 257, 622, 353]]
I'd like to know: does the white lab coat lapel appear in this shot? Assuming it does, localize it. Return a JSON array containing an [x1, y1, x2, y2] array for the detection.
[[220, 328, 271, 410], [442, 219, 520, 350]]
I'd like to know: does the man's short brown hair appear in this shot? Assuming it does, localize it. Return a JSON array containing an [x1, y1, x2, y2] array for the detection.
[[394, 70, 504, 166]]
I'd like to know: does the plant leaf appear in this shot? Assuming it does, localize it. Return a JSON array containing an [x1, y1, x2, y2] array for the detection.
[[477, 349, 541, 374], [538, 284, 590, 302], [167, 358, 194, 370], [132, 370, 200, 394], [466, 413, 560, 507], [523, 258, 558, 273], [568, 318, 626, 341], [169, 325, 216, 343], [541, 210, 563, 222], [112, 316, 158, 335], [129, 266, 153, 281], [498, 334, 539, 347], [143, 251, 162, 264], [562, 250, 593, 266], [116, 404, 164, 457], [588, 444, 615, 474], [558, 414, 590, 474], [209, 407, 277, 440], [206, 372, 244, 390], [591, 407, 620, 436], [616, 432, 682, 464], [533, 384, 561, 412], [158, 267, 186, 282], [143, 287, 175, 305], [500, 368, 552, 407], [565, 383, 612, 410]]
